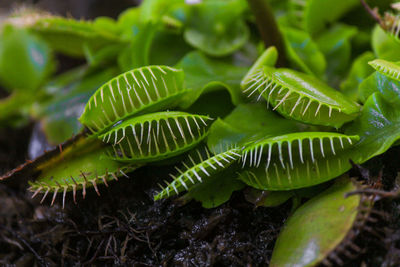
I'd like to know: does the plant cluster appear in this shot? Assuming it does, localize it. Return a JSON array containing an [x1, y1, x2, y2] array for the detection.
[[1, 0, 400, 265]]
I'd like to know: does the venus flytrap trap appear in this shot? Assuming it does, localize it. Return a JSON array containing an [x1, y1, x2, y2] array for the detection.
[[28, 141, 139, 208], [243, 66, 360, 127], [0, 63, 214, 207], [369, 58, 400, 82], [239, 133, 359, 190], [100, 111, 212, 163], [386, 13, 400, 43], [154, 147, 242, 200], [79, 65, 187, 134], [9, 11, 122, 58], [287, 0, 359, 36]]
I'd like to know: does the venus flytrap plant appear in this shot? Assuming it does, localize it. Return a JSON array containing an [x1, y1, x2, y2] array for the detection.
[[0, 63, 214, 207], [280, 26, 327, 76], [287, 0, 359, 36], [79, 66, 187, 134], [154, 147, 242, 200], [242, 66, 360, 128], [0, 25, 55, 124], [369, 58, 400, 82], [28, 142, 139, 208], [270, 177, 376, 267], [359, 59, 400, 104], [100, 111, 212, 163], [385, 12, 400, 43], [3, 1, 400, 265], [239, 133, 359, 190], [9, 12, 122, 58]]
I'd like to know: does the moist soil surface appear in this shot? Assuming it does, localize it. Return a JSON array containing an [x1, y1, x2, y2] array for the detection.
[[0, 124, 400, 266]]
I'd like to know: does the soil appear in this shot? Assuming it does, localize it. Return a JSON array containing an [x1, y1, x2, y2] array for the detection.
[[0, 122, 400, 266]]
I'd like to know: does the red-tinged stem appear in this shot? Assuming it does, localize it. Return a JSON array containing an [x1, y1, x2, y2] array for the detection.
[[360, 0, 384, 28], [246, 0, 286, 67]]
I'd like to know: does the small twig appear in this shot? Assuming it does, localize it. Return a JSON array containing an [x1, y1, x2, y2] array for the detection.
[[246, 0, 286, 67], [360, 0, 384, 27]]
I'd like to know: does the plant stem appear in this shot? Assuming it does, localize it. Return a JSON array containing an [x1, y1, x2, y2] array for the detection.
[[360, 0, 383, 28], [246, 0, 286, 67]]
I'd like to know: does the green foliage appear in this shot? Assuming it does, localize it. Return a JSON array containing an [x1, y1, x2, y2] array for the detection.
[[155, 147, 241, 200], [340, 51, 375, 101], [288, 0, 359, 36], [316, 24, 357, 84], [32, 66, 118, 144], [182, 167, 245, 208], [239, 132, 359, 190], [27, 16, 120, 58], [207, 103, 302, 153], [347, 92, 400, 164], [176, 51, 248, 107], [372, 25, 400, 61], [183, 0, 249, 56], [243, 66, 360, 128], [270, 177, 371, 266], [0, 25, 54, 92], [281, 27, 326, 76], [79, 65, 186, 133], [369, 59, 400, 82], [99, 111, 212, 163]]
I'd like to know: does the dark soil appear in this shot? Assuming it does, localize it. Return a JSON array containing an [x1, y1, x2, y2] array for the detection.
[[0, 122, 400, 266]]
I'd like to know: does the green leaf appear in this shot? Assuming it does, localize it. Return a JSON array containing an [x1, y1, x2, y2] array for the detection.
[[270, 177, 367, 266], [79, 66, 186, 134], [182, 167, 245, 208], [281, 27, 326, 77], [340, 51, 375, 102], [239, 132, 359, 190], [117, 22, 157, 71], [93, 16, 120, 35], [244, 188, 293, 207], [244, 182, 332, 207], [184, 89, 235, 119], [117, 7, 141, 39], [34, 67, 118, 144], [0, 25, 54, 92], [149, 31, 192, 66], [207, 103, 303, 153], [369, 59, 400, 82], [154, 148, 242, 200], [240, 46, 278, 89], [315, 24, 357, 85], [358, 71, 379, 104], [176, 51, 249, 108], [183, 0, 249, 56], [28, 137, 138, 207], [358, 70, 400, 105], [27, 16, 120, 58], [84, 43, 123, 67], [288, 0, 359, 36], [245, 67, 360, 128], [140, 0, 184, 23], [346, 92, 400, 164], [100, 111, 213, 163], [372, 25, 400, 61]]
